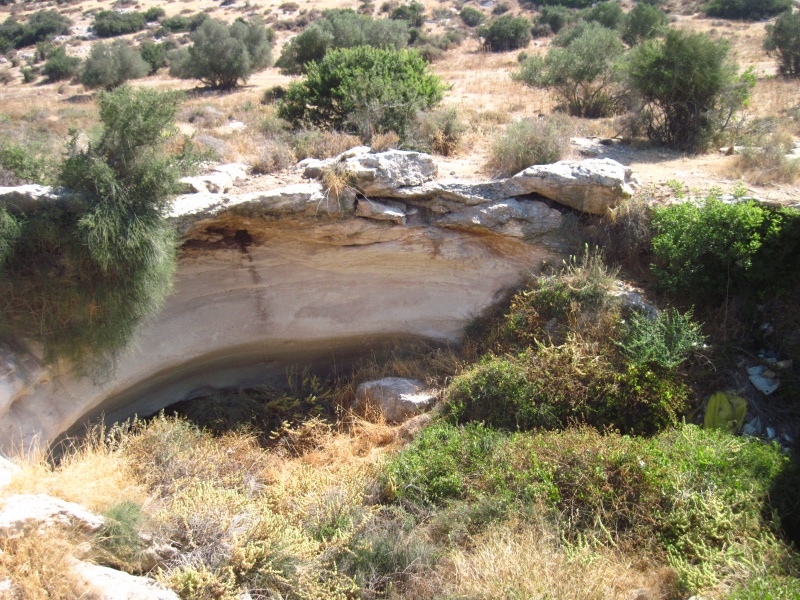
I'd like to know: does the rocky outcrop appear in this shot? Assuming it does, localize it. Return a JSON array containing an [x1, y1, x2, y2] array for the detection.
[[354, 377, 436, 422], [0, 456, 18, 491], [73, 562, 180, 600], [0, 149, 637, 452], [0, 494, 105, 538]]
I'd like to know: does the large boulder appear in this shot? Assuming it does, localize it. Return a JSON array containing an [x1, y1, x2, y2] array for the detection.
[[180, 163, 249, 194], [504, 158, 635, 215], [340, 150, 438, 196], [439, 198, 563, 238], [0, 494, 105, 538], [354, 377, 436, 423], [73, 562, 180, 600], [355, 198, 409, 224]]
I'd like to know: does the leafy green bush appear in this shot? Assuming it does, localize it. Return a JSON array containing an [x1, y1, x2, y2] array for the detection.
[[482, 15, 531, 52], [139, 40, 170, 74], [765, 10, 800, 79], [705, 0, 791, 20], [0, 10, 71, 52], [93, 10, 146, 38], [622, 2, 668, 45], [0, 86, 193, 371], [80, 40, 149, 90], [390, 1, 425, 27], [616, 308, 705, 369], [485, 116, 570, 176], [579, 1, 624, 29], [514, 22, 624, 117], [143, 7, 165, 22], [169, 18, 274, 90], [278, 46, 445, 140], [624, 29, 754, 151], [42, 45, 80, 82], [99, 501, 144, 568], [159, 13, 208, 33], [650, 195, 800, 300], [0, 140, 55, 184], [385, 421, 800, 590], [536, 6, 573, 34], [275, 9, 409, 75], [459, 6, 485, 27]]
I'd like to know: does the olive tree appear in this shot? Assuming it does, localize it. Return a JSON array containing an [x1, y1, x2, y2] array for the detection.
[[81, 40, 149, 90], [514, 22, 625, 117], [765, 10, 800, 78], [170, 18, 274, 90]]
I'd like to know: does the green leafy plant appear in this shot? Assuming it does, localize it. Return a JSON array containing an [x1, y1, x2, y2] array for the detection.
[[0, 86, 194, 371], [482, 15, 531, 52], [169, 18, 274, 90], [42, 45, 81, 82], [278, 46, 445, 140], [459, 6, 485, 27], [616, 307, 706, 369], [390, 1, 425, 27], [705, 0, 791, 20], [579, 1, 624, 30], [765, 9, 800, 78], [93, 10, 146, 38], [536, 6, 573, 34], [624, 29, 755, 151], [80, 40, 149, 90], [622, 2, 668, 46], [514, 22, 624, 117]]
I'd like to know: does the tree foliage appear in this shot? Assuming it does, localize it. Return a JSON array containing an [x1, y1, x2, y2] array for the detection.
[[81, 40, 149, 90], [275, 9, 409, 75], [278, 46, 445, 140], [482, 15, 531, 52], [390, 1, 425, 27], [93, 10, 146, 38], [459, 6, 485, 27], [0, 87, 193, 371], [705, 0, 790, 20], [622, 2, 668, 45], [765, 10, 800, 78], [580, 1, 624, 30], [624, 29, 753, 151], [514, 22, 625, 117], [169, 18, 274, 90], [42, 45, 81, 82], [0, 10, 71, 52], [536, 6, 573, 34]]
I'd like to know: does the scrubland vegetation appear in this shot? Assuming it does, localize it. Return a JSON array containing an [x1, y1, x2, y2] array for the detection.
[[2, 0, 800, 597]]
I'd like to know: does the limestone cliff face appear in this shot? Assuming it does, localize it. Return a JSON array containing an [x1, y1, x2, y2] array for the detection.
[[0, 151, 634, 452]]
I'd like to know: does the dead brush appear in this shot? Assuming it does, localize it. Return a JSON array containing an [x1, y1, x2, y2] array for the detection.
[[321, 164, 356, 203], [729, 130, 800, 184]]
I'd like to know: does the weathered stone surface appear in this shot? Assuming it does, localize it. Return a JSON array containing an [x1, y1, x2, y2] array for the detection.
[[0, 456, 19, 491], [341, 150, 438, 196], [180, 163, 249, 194], [0, 184, 70, 213], [299, 146, 371, 179], [356, 198, 407, 223], [0, 494, 104, 538], [354, 377, 436, 422], [439, 198, 563, 238], [74, 561, 180, 600], [504, 158, 635, 215]]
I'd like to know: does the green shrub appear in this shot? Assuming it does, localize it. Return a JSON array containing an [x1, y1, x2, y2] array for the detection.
[[650, 195, 800, 300], [459, 6, 485, 27], [143, 7, 165, 22], [278, 46, 445, 140], [0, 86, 193, 371], [169, 18, 274, 90], [80, 40, 149, 90], [139, 40, 170, 74], [93, 10, 146, 38], [705, 0, 791, 20], [765, 10, 800, 79], [622, 2, 668, 45], [42, 45, 81, 82], [482, 15, 531, 52], [579, 1, 624, 29], [0, 10, 71, 52], [0, 140, 55, 184], [616, 307, 705, 369], [514, 22, 624, 117], [390, 1, 425, 27], [99, 501, 144, 568], [275, 9, 409, 75], [485, 116, 570, 176], [624, 29, 754, 151], [536, 6, 573, 34], [159, 13, 208, 33], [522, 0, 592, 7]]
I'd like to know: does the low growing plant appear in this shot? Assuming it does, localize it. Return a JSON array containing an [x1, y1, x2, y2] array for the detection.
[[616, 307, 706, 369]]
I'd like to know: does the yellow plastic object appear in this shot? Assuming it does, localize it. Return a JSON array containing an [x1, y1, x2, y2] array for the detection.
[[703, 391, 748, 434]]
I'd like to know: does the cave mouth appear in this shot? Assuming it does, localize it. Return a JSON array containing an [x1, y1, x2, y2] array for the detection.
[[67, 334, 453, 442]]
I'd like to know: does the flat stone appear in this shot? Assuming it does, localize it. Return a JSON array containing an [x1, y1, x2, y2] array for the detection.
[[0, 494, 104, 538], [354, 377, 436, 423], [439, 198, 563, 238], [356, 198, 407, 223], [74, 561, 180, 600]]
